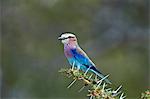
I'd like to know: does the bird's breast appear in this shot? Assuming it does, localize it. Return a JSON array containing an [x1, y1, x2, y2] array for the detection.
[[64, 50, 73, 58]]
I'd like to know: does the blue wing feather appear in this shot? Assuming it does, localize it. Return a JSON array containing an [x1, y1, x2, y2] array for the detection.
[[71, 47, 94, 66], [70, 47, 111, 84]]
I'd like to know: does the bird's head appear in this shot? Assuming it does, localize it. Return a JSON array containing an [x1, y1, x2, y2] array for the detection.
[[58, 32, 77, 44]]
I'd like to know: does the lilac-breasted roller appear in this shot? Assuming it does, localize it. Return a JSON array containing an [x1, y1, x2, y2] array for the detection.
[[58, 32, 111, 84]]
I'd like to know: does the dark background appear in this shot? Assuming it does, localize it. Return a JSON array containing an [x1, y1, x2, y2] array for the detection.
[[1, 0, 149, 99]]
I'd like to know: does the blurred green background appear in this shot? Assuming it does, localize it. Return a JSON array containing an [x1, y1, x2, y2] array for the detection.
[[1, 0, 149, 99]]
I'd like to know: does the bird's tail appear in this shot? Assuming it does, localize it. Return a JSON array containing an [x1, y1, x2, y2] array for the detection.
[[90, 66, 111, 84]]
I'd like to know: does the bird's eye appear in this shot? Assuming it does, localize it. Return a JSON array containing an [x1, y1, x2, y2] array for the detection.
[[68, 36, 74, 38]]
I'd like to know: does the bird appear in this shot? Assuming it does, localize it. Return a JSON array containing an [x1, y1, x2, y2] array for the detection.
[[58, 32, 111, 84]]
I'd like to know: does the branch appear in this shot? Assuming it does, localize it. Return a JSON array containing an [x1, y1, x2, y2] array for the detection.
[[59, 68, 126, 99]]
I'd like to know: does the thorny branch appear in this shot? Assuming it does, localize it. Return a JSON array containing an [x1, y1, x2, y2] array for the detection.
[[59, 68, 126, 99]]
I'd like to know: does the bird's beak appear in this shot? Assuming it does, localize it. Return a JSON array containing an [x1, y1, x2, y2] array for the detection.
[[58, 37, 63, 40]]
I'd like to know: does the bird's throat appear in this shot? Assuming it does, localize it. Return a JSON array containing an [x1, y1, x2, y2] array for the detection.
[[64, 42, 77, 49]]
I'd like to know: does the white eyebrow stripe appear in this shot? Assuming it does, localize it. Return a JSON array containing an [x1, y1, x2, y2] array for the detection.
[[61, 33, 76, 38]]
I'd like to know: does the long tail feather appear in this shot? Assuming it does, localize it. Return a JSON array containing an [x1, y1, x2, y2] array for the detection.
[[90, 66, 111, 84]]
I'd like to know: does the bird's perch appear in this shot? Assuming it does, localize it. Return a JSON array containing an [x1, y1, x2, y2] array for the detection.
[[59, 67, 126, 99]]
